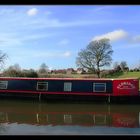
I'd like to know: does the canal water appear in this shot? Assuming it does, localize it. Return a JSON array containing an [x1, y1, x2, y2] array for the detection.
[[0, 98, 140, 135]]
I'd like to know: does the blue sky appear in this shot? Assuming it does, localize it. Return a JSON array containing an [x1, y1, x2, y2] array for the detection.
[[0, 5, 140, 70]]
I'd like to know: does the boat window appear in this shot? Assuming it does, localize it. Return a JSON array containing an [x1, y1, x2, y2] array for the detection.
[[0, 81, 8, 89], [64, 82, 72, 91], [64, 114, 72, 124], [93, 114, 107, 125], [93, 83, 106, 92], [37, 82, 48, 91]]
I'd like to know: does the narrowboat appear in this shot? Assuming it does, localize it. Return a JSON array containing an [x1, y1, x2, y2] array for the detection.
[[0, 77, 139, 101]]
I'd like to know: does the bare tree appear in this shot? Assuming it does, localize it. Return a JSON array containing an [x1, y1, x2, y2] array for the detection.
[[8, 63, 21, 71], [0, 50, 8, 69], [137, 60, 140, 70], [38, 63, 49, 74], [113, 61, 121, 72], [76, 49, 96, 73], [76, 38, 113, 78], [120, 61, 128, 72]]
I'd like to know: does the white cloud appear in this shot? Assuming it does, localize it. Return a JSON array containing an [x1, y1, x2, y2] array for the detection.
[[63, 51, 71, 57], [0, 32, 54, 48], [0, 33, 22, 47], [26, 51, 71, 58], [0, 9, 15, 15], [58, 39, 69, 45], [92, 29, 128, 42], [91, 6, 129, 13], [45, 11, 52, 16], [27, 8, 38, 16], [92, 29, 140, 45], [21, 34, 51, 41], [1, 7, 138, 32], [130, 35, 140, 43], [22, 18, 103, 30], [92, 6, 114, 13]]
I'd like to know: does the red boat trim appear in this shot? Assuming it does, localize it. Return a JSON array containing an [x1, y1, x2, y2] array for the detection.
[[0, 89, 113, 96], [0, 77, 138, 81], [0, 77, 114, 82]]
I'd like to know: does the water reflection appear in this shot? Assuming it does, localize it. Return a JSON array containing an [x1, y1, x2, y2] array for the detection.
[[0, 99, 139, 130]]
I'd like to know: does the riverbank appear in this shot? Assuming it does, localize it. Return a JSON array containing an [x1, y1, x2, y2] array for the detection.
[[38, 71, 140, 78]]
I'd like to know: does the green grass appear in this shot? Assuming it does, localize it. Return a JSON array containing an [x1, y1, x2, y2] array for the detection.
[[114, 71, 140, 79], [39, 73, 98, 78], [104, 71, 140, 79], [40, 71, 140, 79]]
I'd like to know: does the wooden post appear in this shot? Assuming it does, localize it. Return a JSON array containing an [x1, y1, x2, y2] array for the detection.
[[6, 112, 9, 122], [108, 104, 110, 115], [108, 95, 110, 103], [139, 112, 140, 127], [39, 93, 41, 101], [36, 113, 39, 123]]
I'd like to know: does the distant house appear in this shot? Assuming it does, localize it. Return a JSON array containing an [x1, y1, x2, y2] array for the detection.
[[124, 67, 129, 72], [66, 68, 75, 74], [51, 69, 66, 74], [77, 68, 85, 74]]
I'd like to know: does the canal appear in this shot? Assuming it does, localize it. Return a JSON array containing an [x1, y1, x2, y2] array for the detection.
[[0, 98, 140, 135]]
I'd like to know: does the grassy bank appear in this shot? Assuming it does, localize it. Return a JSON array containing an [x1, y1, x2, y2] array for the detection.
[[105, 71, 140, 78], [40, 71, 140, 79], [111, 71, 140, 79]]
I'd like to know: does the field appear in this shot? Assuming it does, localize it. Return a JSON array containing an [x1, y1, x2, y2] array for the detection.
[[44, 71, 140, 79], [112, 71, 140, 79]]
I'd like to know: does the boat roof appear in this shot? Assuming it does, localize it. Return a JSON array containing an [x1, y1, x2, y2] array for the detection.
[[0, 77, 139, 81]]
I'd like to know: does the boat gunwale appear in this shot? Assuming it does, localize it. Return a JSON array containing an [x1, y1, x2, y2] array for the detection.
[[0, 77, 138, 81]]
